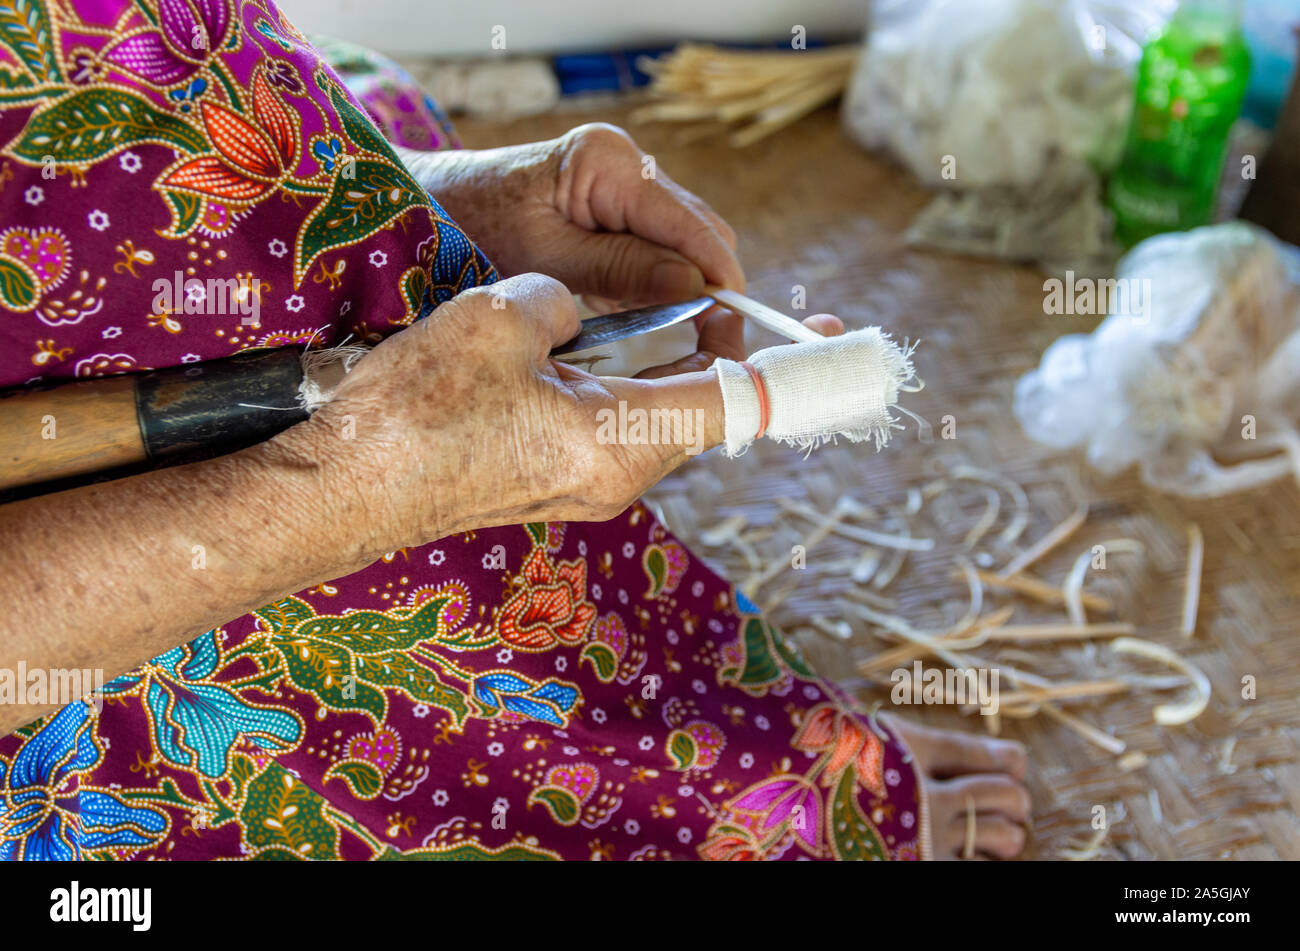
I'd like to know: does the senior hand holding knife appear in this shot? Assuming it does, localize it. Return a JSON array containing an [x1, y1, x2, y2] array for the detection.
[[0, 121, 841, 730]]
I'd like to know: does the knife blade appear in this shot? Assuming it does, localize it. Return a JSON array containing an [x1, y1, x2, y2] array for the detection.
[[550, 296, 715, 357]]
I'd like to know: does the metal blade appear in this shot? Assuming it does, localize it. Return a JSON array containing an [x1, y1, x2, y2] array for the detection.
[[550, 297, 714, 356]]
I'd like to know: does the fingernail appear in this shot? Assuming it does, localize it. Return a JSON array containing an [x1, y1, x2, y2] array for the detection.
[[650, 259, 704, 301]]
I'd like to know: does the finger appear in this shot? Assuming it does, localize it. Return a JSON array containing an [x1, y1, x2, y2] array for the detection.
[[801, 313, 845, 337], [473, 272, 580, 360], [590, 170, 745, 294], [541, 228, 707, 306], [939, 774, 1032, 823], [633, 351, 719, 380], [580, 293, 624, 315], [600, 370, 725, 472], [676, 187, 738, 250], [697, 305, 745, 361], [633, 306, 744, 380], [628, 181, 746, 292]]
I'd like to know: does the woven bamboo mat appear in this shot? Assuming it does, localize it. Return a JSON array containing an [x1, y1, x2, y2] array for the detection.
[[453, 104, 1300, 860]]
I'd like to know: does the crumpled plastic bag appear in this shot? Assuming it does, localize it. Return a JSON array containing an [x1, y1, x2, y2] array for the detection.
[[842, 0, 1174, 190], [1014, 222, 1300, 497]]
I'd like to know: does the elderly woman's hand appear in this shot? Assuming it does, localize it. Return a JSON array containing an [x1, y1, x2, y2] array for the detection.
[[282, 272, 730, 557], [399, 124, 745, 309]]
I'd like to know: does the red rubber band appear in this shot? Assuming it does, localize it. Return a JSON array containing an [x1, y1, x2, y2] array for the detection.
[[739, 360, 769, 440]]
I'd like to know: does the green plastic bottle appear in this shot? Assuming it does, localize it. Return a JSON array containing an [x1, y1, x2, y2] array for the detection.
[[1108, 0, 1252, 247]]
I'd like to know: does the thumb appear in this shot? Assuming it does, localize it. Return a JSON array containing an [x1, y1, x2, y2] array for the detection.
[[546, 229, 707, 306], [597, 369, 726, 473]]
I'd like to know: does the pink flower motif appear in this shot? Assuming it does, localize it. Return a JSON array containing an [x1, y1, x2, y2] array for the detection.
[[104, 0, 234, 87], [732, 777, 822, 853], [544, 763, 598, 803], [346, 728, 400, 772]]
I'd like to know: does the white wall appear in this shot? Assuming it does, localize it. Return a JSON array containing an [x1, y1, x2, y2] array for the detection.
[[276, 0, 869, 56]]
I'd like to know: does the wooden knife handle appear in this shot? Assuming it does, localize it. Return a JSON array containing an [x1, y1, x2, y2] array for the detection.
[[0, 374, 141, 490], [0, 348, 308, 492]]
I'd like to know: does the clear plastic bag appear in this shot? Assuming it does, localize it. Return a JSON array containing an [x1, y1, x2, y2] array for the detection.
[[1015, 223, 1300, 497], [842, 0, 1175, 189]]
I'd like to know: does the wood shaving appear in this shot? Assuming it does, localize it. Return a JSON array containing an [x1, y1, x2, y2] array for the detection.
[[759, 579, 800, 614], [731, 534, 763, 577], [856, 606, 1015, 675], [1040, 704, 1127, 755], [845, 584, 895, 611], [1218, 737, 1238, 774], [810, 615, 854, 642], [949, 464, 1030, 548], [692, 464, 1223, 807], [835, 495, 879, 521], [997, 679, 1134, 707], [995, 673, 1185, 708], [906, 487, 923, 515], [920, 477, 950, 499], [850, 549, 883, 585], [847, 556, 983, 649], [966, 568, 1113, 613], [1181, 523, 1204, 639], [999, 503, 1088, 578], [963, 485, 1002, 551], [699, 514, 747, 547], [779, 498, 934, 551], [1117, 751, 1149, 772], [1060, 825, 1110, 860], [1110, 637, 1212, 726], [871, 510, 916, 589], [1063, 539, 1143, 627], [982, 621, 1135, 643], [746, 500, 849, 596]]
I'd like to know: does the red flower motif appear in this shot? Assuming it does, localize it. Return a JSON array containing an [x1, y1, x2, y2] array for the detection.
[[496, 547, 597, 649], [793, 703, 886, 796], [698, 829, 761, 861], [159, 72, 300, 204]]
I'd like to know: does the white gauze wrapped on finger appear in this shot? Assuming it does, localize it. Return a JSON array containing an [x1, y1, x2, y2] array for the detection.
[[713, 327, 919, 457]]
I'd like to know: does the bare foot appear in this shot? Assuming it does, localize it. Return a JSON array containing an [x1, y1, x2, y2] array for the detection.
[[881, 714, 1031, 860]]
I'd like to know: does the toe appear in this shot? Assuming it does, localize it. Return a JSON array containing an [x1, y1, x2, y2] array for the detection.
[[942, 773, 1032, 823], [917, 725, 1027, 780], [943, 812, 1027, 860], [970, 815, 1027, 859]]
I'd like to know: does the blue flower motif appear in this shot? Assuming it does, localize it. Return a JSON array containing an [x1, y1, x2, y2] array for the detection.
[[167, 77, 209, 112], [103, 631, 302, 778], [256, 18, 294, 52], [473, 674, 579, 727], [311, 137, 344, 171], [0, 703, 167, 860]]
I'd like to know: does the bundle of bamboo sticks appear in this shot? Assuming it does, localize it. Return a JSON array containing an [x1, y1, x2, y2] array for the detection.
[[633, 43, 858, 147]]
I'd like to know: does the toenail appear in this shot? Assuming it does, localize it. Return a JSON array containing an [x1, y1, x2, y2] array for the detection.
[[997, 740, 1027, 765]]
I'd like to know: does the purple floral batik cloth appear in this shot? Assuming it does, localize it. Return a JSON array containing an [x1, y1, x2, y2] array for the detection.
[[0, 0, 924, 861]]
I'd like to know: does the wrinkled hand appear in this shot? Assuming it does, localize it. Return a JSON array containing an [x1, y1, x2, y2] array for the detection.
[[285, 271, 845, 554], [282, 273, 738, 555], [402, 123, 746, 310]]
